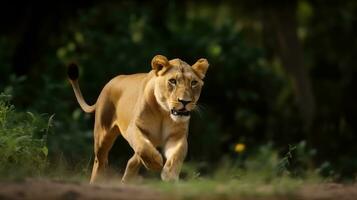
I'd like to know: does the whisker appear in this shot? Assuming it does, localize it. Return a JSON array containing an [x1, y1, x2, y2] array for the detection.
[[193, 104, 206, 118], [198, 104, 207, 111]]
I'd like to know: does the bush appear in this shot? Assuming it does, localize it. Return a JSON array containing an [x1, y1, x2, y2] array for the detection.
[[0, 93, 51, 178]]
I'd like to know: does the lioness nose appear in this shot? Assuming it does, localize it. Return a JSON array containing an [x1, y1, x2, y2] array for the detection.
[[178, 99, 191, 106]]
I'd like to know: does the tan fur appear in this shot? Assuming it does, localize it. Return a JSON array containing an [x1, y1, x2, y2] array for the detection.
[[68, 55, 209, 183]]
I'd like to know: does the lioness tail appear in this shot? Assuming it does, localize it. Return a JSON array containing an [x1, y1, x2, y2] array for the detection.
[[67, 63, 96, 113]]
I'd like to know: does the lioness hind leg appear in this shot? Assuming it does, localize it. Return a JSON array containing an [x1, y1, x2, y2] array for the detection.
[[121, 154, 142, 183], [90, 126, 118, 184]]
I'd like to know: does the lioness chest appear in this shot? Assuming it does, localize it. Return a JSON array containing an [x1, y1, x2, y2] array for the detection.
[[102, 72, 181, 147]]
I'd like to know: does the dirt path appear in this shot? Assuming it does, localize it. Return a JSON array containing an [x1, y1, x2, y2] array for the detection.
[[0, 179, 164, 200], [0, 179, 357, 200], [297, 183, 357, 200]]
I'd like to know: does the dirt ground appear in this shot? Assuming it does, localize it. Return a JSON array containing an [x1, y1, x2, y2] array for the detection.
[[0, 179, 357, 200], [0, 179, 162, 200]]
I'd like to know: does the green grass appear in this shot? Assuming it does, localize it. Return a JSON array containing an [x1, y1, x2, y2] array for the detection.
[[146, 178, 300, 199], [140, 163, 320, 199], [136, 143, 321, 199], [46, 161, 319, 199]]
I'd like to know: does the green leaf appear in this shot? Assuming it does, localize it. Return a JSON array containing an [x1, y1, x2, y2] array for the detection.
[[41, 146, 48, 157]]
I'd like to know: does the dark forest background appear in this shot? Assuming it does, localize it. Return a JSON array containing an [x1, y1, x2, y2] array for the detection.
[[1, 0, 357, 180]]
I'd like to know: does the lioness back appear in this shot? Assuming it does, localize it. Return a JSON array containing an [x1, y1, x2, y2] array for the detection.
[[95, 72, 154, 135]]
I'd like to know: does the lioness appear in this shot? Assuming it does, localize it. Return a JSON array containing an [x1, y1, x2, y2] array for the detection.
[[67, 55, 208, 183]]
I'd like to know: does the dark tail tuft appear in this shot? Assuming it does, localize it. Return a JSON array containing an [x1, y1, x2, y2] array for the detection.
[[67, 62, 79, 81]]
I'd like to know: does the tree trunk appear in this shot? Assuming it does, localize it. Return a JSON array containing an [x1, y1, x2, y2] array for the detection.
[[262, 1, 316, 130]]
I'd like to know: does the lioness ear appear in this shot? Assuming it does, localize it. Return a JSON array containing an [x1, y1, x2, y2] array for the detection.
[[192, 58, 209, 79], [151, 55, 170, 76]]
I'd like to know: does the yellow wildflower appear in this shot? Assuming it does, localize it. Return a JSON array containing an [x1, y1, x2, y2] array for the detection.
[[234, 143, 246, 153]]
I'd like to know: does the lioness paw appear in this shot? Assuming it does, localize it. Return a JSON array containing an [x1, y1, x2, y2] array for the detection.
[[161, 169, 179, 182]]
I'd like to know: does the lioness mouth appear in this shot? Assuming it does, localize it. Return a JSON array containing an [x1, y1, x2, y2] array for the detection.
[[171, 109, 190, 116]]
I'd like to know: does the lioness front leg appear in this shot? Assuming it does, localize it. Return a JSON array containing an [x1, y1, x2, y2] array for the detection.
[[161, 137, 187, 181], [126, 125, 163, 171]]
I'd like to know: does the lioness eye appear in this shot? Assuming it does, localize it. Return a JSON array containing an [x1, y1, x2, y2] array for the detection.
[[169, 78, 176, 85], [191, 80, 198, 86]]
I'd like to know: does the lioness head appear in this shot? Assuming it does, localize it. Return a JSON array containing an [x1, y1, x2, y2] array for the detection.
[[152, 55, 209, 122]]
